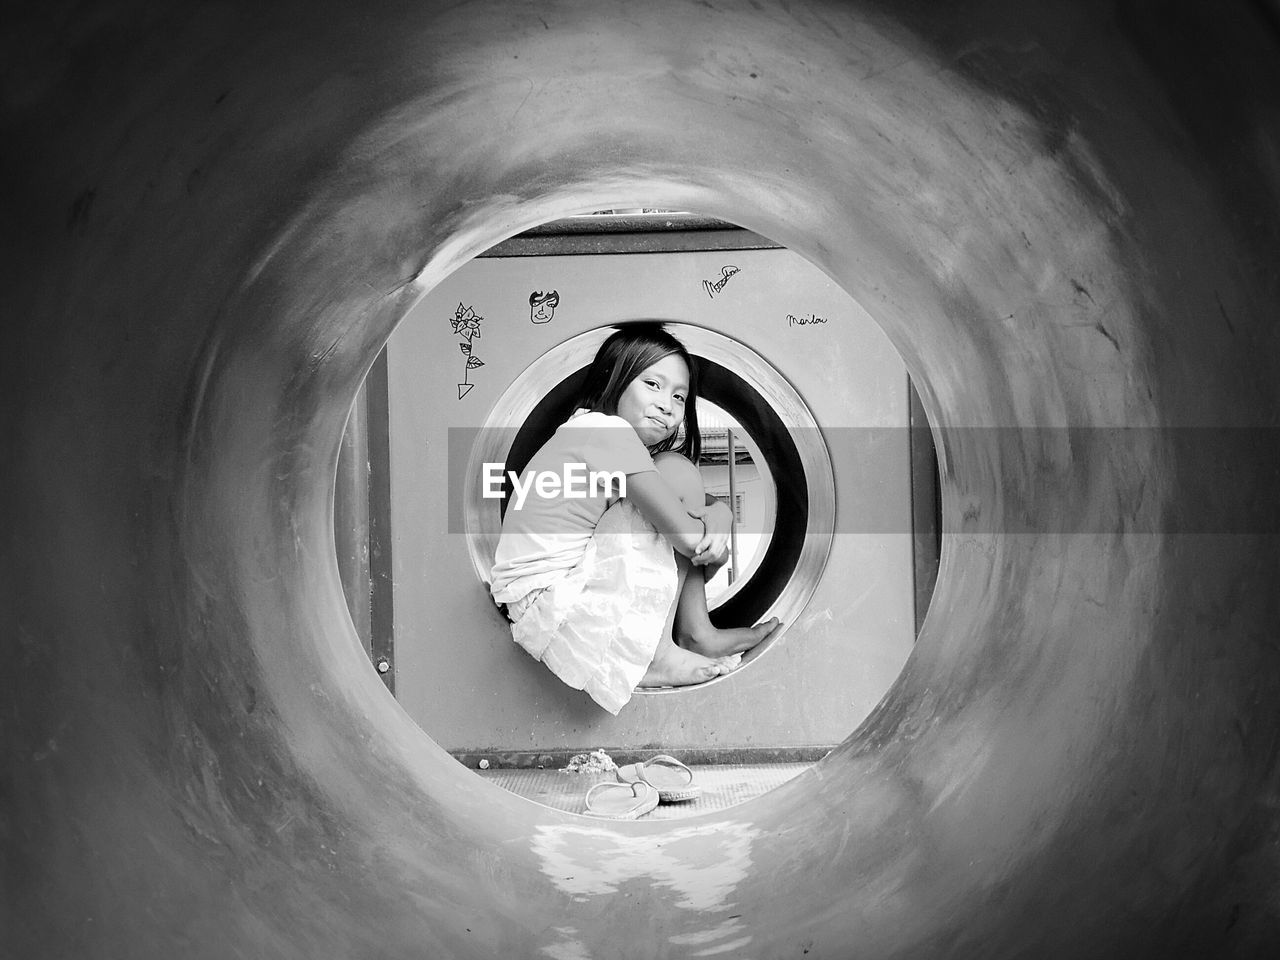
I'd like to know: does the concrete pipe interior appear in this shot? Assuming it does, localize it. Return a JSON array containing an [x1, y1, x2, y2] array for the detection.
[[6, 1, 1280, 958]]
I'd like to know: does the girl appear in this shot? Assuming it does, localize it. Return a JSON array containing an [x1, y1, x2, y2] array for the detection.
[[489, 324, 780, 714]]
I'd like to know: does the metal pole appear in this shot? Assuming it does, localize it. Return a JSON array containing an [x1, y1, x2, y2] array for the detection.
[[726, 426, 739, 584]]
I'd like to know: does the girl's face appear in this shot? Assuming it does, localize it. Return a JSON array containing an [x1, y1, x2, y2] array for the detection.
[[615, 353, 690, 447]]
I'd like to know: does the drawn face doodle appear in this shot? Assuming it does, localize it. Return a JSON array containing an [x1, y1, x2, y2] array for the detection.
[[529, 290, 559, 324]]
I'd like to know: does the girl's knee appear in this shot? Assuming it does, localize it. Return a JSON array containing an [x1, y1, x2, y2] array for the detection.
[[652, 450, 692, 469], [653, 451, 704, 504]]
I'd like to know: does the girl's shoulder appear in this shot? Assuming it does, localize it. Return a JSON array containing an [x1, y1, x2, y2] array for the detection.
[[563, 409, 629, 430], [559, 411, 650, 460]]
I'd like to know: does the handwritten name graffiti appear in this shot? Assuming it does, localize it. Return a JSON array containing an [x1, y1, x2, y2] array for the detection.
[[449, 302, 485, 399], [702, 265, 741, 299], [787, 312, 830, 327], [529, 289, 559, 324]]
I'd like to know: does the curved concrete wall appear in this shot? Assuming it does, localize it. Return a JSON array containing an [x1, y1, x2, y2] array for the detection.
[[4, 1, 1278, 957]]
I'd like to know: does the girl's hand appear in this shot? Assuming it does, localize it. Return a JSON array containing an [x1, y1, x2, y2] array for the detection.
[[689, 500, 733, 567]]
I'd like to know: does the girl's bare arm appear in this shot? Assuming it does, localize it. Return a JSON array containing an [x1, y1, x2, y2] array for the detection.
[[624, 466, 715, 558]]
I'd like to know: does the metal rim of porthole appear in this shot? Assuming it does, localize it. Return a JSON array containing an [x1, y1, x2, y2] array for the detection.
[[462, 321, 835, 676]]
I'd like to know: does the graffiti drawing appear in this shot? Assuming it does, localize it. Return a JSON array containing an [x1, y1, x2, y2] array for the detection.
[[529, 289, 559, 324], [702, 265, 741, 299], [787, 312, 830, 327], [449, 301, 485, 399]]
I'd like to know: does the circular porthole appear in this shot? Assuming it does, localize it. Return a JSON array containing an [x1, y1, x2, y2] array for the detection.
[[462, 322, 834, 666]]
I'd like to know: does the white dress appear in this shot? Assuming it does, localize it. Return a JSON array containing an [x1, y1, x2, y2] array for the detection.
[[490, 411, 678, 714]]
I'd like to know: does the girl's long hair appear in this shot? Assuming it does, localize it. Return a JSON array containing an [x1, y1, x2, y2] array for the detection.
[[578, 323, 701, 461]]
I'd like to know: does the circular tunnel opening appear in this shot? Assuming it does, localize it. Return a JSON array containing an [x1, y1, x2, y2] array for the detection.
[[333, 211, 939, 819]]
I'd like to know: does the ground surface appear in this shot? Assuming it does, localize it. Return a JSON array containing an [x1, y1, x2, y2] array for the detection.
[[476, 762, 812, 820]]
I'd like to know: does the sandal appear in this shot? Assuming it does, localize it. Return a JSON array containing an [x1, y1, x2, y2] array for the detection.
[[582, 780, 659, 820], [615, 754, 700, 803]]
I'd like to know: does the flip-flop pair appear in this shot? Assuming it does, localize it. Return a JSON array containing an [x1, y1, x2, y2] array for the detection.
[[616, 754, 700, 803], [580, 755, 700, 819]]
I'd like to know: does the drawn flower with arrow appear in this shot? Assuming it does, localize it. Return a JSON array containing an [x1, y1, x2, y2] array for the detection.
[[450, 302, 485, 399]]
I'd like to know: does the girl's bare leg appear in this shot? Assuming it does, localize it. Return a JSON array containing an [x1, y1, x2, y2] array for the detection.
[[639, 552, 741, 687], [648, 451, 781, 658], [672, 552, 780, 658]]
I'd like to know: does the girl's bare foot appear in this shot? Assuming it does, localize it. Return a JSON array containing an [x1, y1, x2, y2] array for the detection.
[[638, 637, 741, 688], [677, 618, 781, 658]]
